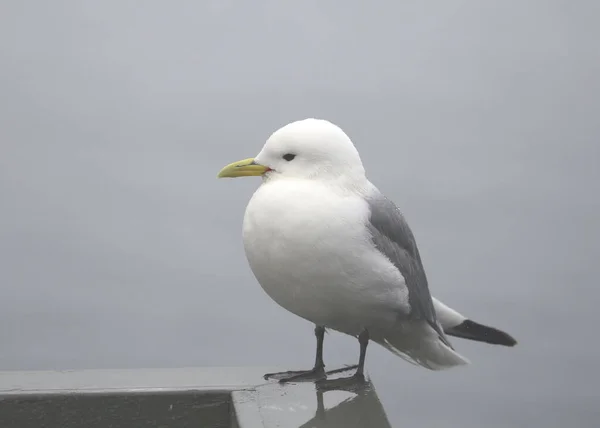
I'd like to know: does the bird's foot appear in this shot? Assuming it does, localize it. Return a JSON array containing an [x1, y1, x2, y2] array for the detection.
[[263, 365, 326, 383], [324, 364, 358, 376], [315, 372, 366, 392]]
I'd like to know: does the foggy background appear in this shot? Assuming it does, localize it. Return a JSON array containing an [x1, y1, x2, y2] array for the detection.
[[1, 1, 598, 427]]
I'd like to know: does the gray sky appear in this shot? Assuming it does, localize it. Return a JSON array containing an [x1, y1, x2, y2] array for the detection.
[[1, 1, 599, 427]]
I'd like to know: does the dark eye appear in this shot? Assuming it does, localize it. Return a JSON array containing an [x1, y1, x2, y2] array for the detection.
[[282, 153, 296, 161]]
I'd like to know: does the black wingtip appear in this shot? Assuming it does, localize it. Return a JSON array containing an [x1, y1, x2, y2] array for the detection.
[[445, 319, 517, 347]]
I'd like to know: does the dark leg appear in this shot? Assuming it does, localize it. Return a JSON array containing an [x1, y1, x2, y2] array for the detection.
[[316, 329, 369, 391], [355, 329, 369, 377], [263, 325, 326, 383]]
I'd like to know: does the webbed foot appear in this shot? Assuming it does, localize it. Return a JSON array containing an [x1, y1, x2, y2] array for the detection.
[[263, 365, 326, 383]]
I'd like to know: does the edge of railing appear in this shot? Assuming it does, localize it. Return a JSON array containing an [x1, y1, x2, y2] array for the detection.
[[0, 367, 391, 428]]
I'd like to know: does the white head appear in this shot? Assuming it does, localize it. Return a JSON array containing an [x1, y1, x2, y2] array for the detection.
[[217, 118, 366, 185]]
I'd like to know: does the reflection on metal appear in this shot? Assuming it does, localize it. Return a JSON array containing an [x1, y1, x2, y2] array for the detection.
[[0, 367, 391, 428]]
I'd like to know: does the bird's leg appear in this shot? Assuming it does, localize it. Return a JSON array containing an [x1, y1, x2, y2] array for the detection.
[[316, 329, 369, 391], [263, 325, 326, 383]]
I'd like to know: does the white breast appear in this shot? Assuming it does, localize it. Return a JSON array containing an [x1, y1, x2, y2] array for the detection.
[[242, 179, 409, 336]]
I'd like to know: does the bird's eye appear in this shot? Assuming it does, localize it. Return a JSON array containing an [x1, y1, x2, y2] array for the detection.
[[282, 153, 296, 161]]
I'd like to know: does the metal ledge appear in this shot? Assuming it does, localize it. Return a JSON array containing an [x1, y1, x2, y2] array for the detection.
[[0, 367, 391, 428]]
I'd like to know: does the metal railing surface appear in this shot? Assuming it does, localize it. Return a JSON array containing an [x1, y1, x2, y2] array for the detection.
[[0, 367, 391, 428]]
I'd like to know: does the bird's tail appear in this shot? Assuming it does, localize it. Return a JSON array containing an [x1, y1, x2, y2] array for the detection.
[[375, 322, 470, 371], [445, 319, 517, 347]]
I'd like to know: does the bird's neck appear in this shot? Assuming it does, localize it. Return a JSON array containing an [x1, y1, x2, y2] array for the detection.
[[262, 173, 372, 197]]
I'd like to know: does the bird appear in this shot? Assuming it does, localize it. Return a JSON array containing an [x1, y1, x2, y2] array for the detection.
[[217, 118, 516, 389]]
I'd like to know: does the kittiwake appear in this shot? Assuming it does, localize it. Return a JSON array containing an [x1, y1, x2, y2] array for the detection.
[[217, 118, 516, 388]]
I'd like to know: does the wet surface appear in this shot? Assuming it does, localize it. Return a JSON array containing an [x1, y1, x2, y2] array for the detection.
[[0, 368, 390, 428], [251, 378, 391, 428]]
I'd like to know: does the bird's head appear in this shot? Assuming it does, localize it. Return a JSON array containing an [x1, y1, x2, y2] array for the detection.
[[217, 118, 366, 184]]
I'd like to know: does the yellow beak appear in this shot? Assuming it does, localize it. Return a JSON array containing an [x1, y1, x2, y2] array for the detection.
[[217, 158, 271, 178]]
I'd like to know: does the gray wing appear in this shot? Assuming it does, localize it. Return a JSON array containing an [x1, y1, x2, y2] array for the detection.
[[365, 191, 452, 348]]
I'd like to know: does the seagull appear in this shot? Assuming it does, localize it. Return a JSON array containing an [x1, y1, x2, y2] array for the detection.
[[217, 118, 516, 388]]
